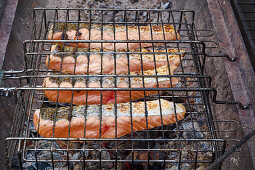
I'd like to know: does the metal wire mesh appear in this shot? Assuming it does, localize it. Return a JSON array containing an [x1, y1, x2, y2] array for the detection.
[[3, 8, 240, 169], [232, 0, 255, 70]]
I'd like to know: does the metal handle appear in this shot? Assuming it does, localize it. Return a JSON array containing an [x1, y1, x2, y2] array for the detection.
[[207, 128, 255, 170], [213, 100, 250, 109], [0, 70, 22, 97], [206, 53, 237, 61], [204, 55, 250, 109], [212, 89, 250, 109]]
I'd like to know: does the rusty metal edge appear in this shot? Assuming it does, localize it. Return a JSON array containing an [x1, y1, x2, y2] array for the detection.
[[0, 0, 19, 70], [207, 0, 255, 168]]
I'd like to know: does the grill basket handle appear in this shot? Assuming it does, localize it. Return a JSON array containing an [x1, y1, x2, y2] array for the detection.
[[206, 54, 237, 61], [207, 128, 255, 170]]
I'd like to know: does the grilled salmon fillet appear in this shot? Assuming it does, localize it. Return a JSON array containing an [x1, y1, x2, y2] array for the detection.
[[46, 45, 184, 74], [48, 23, 180, 50], [33, 99, 186, 139], [43, 65, 179, 105]]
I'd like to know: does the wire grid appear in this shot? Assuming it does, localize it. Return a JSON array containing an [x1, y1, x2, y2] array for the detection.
[[4, 8, 240, 169], [232, 0, 255, 69]]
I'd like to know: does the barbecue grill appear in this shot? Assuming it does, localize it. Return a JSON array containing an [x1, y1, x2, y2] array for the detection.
[[232, 0, 255, 70], [0, 2, 255, 170]]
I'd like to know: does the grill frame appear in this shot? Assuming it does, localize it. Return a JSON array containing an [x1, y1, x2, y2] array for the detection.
[[231, 0, 255, 70], [1, 8, 246, 169], [207, 0, 255, 168]]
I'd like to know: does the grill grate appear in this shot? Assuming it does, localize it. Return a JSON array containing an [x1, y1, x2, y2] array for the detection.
[[232, 0, 255, 70], [1, 8, 244, 169]]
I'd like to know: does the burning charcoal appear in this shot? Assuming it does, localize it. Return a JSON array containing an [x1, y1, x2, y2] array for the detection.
[[197, 117, 206, 127], [151, 163, 163, 170], [181, 150, 190, 160], [91, 142, 101, 149], [166, 141, 179, 150], [22, 140, 66, 168], [11, 155, 21, 168], [142, 12, 147, 17], [125, 150, 162, 169], [23, 153, 34, 168], [56, 141, 82, 152], [198, 142, 212, 152], [113, 10, 120, 15], [100, 151, 113, 169], [82, 143, 113, 169], [181, 122, 203, 139], [167, 164, 177, 170], [74, 163, 85, 170], [35, 141, 61, 150], [22, 152, 53, 169], [195, 97, 202, 103], [83, 0, 94, 8], [162, 2, 172, 9], [183, 163, 192, 169], [132, 0, 139, 3], [153, 142, 166, 160], [71, 152, 81, 160], [123, 161, 144, 170], [26, 162, 51, 170], [99, 4, 107, 8], [167, 163, 191, 170], [155, 3, 161, 10], [116, 1, 122, 5], [167, 163, 192, 170], [175, 81, 182, 87], [168, 151, 178, 160], [37, 152, 65, 168]]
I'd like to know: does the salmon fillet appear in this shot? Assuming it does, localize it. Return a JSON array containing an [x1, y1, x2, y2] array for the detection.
[[48, 23, 180, 50], [33, 99, 186, 139], [43, 65, 179, 105], [46, 45, 184, 74]]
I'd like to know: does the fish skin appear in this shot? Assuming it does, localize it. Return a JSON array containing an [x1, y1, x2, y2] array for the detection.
[[48, 24, 180, 50], [33, 99, 186, 139]]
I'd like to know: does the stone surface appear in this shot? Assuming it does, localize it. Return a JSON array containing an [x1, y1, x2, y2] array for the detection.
[[0, 0, 19, 69], [0, 0, 7, 24]]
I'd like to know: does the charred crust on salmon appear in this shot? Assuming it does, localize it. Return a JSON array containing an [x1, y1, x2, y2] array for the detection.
[[61, 32, 68, 40], [46, 65, 177, 86], [39, 99, 185, 120], [48, 23, 180, 50], [43, 65, 180, 105], [53, 23, 176, 33], [33, 99, 186, 139], [76, 31, 82, 36], [46, 44, 184, 75]]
